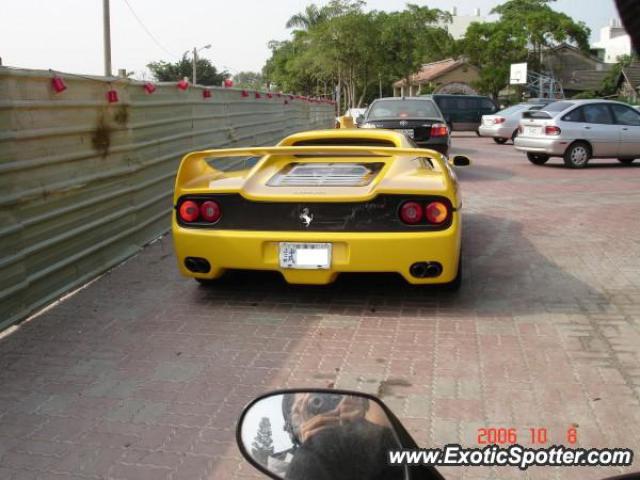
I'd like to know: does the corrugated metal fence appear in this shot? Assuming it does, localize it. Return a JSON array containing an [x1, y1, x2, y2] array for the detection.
[[0, 67, 335, 330]]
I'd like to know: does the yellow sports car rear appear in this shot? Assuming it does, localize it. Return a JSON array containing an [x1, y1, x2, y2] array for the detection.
[[172, 129, 467, 288]]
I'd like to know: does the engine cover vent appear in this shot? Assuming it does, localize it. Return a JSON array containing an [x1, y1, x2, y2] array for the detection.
[[268, 162, 383, 187]]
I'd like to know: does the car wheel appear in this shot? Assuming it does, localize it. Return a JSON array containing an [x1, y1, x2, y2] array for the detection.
[[618, 158, 636, 165], [195, 278, 218, 286], [526, 153, 550, 165], [442, 257, 462, 292], [493, 137, 508, 144], [564, 142, 591, 169], [475, 129, 481, 137]]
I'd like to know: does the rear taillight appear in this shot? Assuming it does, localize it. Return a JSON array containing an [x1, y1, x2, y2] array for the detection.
[[178, 199, 222, 224], [399, 202, 423, 224], [399, 200, 450, 225], [431, 123, 449, 137], [200, 201, 221, 223], [545, 126, 561, 136], [179, 200, 200, 222], [425, 202, 449, 224], [494, 117, 506, 124]]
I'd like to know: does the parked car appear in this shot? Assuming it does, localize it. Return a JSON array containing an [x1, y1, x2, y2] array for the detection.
[[431, 94, 498, 133], [358, 97, 450, 155], [515, 99, 640, 168], [172, 128, 469, 289], [479, 102, 549, 144]]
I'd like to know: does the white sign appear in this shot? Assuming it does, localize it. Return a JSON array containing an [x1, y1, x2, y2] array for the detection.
[[510, 63, 528, 85]]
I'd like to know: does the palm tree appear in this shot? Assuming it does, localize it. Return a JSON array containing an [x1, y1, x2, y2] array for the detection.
[[286, 4, 328, 30]]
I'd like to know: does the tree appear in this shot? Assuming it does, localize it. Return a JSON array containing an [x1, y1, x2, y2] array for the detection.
[[263, 3, 454, 109], [147, 54, 228, 86], [251, 417, 274, 465], [460, 21, 528, 99], [458, 0, 591, 98], [491, 0, 590, 71], [233, 71, 265, 90]]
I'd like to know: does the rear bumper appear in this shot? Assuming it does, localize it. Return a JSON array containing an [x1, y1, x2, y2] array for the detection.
[[478, 125, 513, 138], [514, 136, 567, 156], [172, 214, 461, 285]]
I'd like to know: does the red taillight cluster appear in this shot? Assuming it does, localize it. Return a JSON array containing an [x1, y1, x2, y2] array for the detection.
[[545, 126, 561, 136], [431, 123, 449, 138], [494, 117, 506, 124], [399, 201, 450, 225], [178, 199, 222, 224]]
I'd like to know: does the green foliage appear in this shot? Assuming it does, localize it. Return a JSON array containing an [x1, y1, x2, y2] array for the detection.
[[457, 0, 591, 98], [233, 71, 265, 90], [601, 54, 636, 96], [571, 90, 597, 99], [147, 54, 228, 86], [263, 2, 454, 108]]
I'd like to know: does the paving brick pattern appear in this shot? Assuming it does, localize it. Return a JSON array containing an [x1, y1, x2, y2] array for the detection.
[[1, 134, 639, 479]]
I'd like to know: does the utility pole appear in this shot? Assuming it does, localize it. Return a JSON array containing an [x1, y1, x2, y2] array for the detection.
[[192, 47, 197, 85], [103, 0, 112, 77]]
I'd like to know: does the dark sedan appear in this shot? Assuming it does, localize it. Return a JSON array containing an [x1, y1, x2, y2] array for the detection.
[[357, 97, 450, 155]]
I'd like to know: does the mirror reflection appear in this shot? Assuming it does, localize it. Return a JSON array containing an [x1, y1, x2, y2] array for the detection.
[[240, 392, 406, 480]]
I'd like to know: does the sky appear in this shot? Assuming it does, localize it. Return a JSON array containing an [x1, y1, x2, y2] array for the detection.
[[0, 0, 621, 80]]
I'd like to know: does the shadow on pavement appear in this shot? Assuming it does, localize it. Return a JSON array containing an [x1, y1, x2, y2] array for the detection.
[[193, 213, 608, 318]]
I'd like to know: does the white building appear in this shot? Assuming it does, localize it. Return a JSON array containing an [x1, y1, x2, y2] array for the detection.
[[592, 19, 633, 63], [442, 7, 487, 40]]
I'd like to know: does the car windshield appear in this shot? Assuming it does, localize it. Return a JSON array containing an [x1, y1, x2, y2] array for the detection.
[[367, 100, 440, 120], [496, 104, 528, 116]]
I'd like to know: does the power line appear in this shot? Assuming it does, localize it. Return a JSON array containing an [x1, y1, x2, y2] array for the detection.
[[121, 0, 177, 58]]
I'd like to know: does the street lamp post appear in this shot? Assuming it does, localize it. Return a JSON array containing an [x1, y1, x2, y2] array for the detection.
[[191, 44, 211, 85], [103, 0, 112, 77]]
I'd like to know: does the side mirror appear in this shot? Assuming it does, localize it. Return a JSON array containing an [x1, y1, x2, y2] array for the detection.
[[356, 114, 364, 125], [452, 155, 470, 167], [237, 389, 408, 480]]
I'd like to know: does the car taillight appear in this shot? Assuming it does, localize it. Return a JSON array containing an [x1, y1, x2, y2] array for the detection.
[[399, 202, 423, 224], [179, 200, 200, 223], [431, 123, 448, 137], [200, 200, 221, 223], [425, 202, 449, 224], [545, 126, 561, 136], [494, 117, 506, 124]]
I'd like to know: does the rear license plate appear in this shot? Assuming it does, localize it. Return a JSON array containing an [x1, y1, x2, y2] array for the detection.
[[279, 243, 332, 269], [398, 129, 414, 138], [524, 126, 543, 136]]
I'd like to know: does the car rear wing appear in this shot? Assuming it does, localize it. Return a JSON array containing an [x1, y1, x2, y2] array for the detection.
[[175, 146, 448, 191]]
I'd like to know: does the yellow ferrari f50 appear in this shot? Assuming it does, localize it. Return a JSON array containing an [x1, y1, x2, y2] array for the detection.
[[172, 129, 468, 289]]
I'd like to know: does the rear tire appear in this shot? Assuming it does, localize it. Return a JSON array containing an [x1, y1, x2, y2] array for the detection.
[[526, 153, 549, 165], [563, 142, 591, 169], [618, 158, 636, 165], [195, 278, 219, 286], [442, 257, 462, 292], [475, 129, 481, 137], [493, 137, 508, 144]]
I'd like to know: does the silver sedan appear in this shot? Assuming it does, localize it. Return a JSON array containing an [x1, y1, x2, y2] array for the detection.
[[479, 103, 547, 144], [514, 99, 640, 168]]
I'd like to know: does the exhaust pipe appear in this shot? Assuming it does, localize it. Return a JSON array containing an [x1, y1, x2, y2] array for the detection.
[[410, 262, 443, 278], [185, 257, 211, 273]]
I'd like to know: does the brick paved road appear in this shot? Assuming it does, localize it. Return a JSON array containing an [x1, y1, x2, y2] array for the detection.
[[1, 134, 640, 480]]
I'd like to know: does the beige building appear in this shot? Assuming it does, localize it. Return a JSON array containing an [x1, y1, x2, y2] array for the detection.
[[393, 58, 481, 97]]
